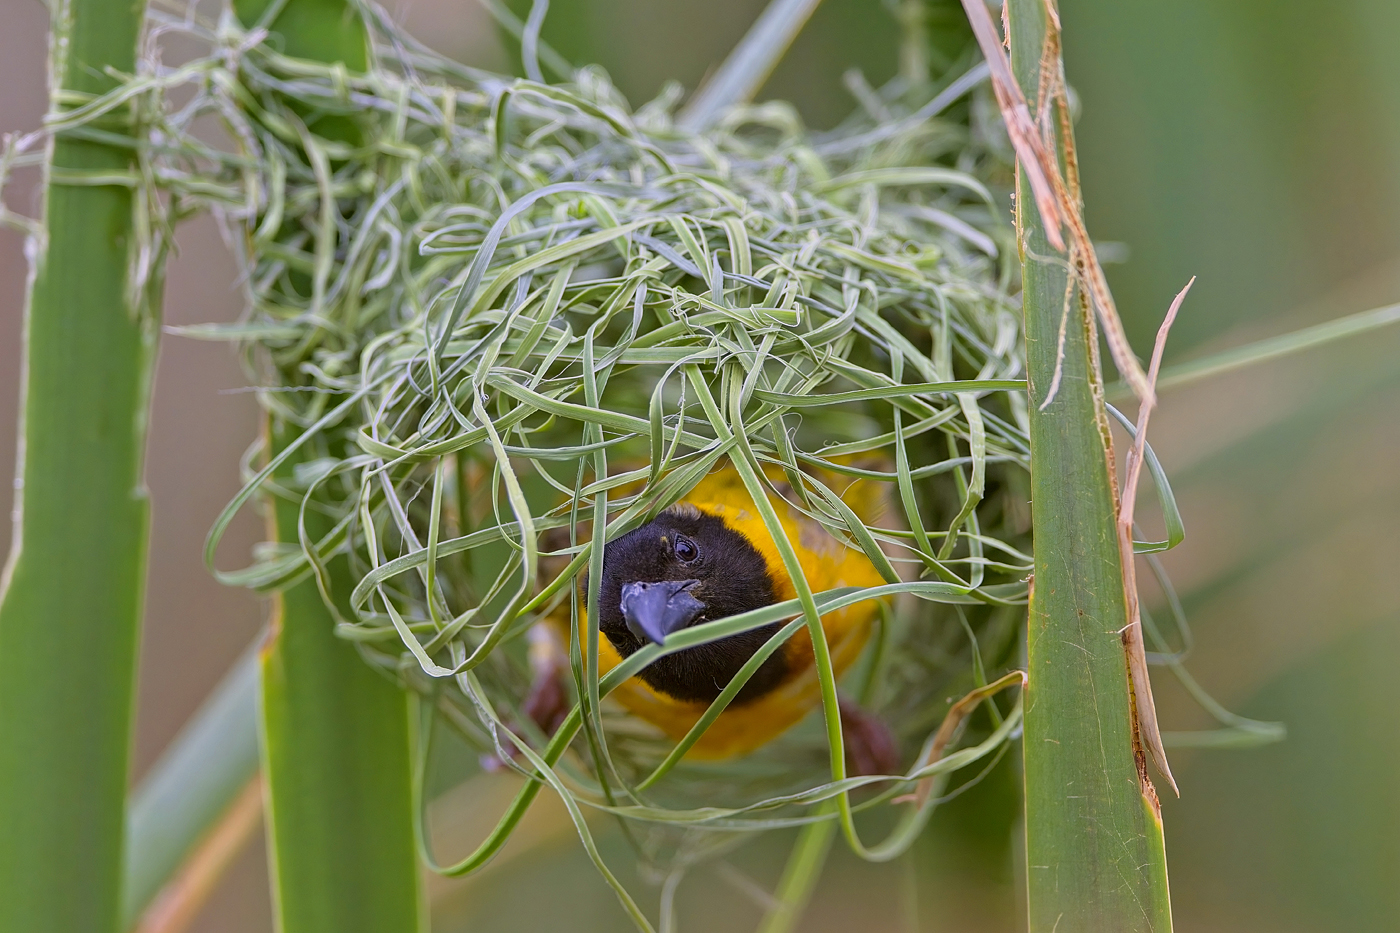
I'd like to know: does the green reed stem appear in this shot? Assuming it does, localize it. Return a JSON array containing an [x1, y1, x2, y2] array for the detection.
[[230, 3, 424, 931], [0, 0, 152, 930], [1005, 0, 1174, 929]]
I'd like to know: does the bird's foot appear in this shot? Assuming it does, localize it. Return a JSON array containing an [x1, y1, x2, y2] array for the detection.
[[839, 695, 901, 778], [482, 625, 570, 772]]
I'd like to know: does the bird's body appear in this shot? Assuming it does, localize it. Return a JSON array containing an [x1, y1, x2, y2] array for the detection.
[[556, 460, 890, 760]]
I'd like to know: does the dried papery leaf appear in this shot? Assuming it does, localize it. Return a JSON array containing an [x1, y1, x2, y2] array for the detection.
[[1118, 278, 1194, 798], [958, 0, 1063, 250], [958, 0, 1153, 405], [894, 670, 1026, 810]]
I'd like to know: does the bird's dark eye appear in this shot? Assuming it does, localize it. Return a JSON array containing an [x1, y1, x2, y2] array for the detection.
[[673, 534, 699, 563]]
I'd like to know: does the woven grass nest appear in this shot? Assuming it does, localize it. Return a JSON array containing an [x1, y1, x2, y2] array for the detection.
[[112, 0, 1038, 889]]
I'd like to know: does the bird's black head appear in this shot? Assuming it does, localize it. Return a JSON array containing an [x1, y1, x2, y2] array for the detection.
[[595, 506, 784, 704]]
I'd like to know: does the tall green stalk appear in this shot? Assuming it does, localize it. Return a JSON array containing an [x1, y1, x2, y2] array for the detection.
[[230, 2, 424, 930], [259, 423, 422, 933], [0, 1, 152, 931], [1006, 0, 1173, 930]]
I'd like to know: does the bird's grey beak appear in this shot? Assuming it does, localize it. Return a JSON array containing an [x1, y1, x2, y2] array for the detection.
[[619, 580, 704, 646]]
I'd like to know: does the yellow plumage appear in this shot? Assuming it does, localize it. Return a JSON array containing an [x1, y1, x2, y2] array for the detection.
[[558, 458, 889, 759]]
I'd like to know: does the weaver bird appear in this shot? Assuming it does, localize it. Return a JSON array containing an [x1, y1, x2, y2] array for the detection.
[[524, 459, 899, 776]]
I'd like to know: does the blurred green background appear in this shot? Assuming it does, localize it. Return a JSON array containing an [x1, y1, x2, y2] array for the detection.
[[2, 0, 1397, 929]]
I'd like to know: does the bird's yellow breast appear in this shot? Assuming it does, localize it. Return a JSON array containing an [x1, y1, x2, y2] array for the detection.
[[567, 460, 889, 759]]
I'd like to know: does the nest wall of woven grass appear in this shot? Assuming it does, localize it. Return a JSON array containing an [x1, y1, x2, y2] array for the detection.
[[12, 0, 1039, 890]]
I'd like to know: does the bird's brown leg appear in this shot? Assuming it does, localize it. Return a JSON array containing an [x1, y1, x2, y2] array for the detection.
[[482, 624, 570, 771], [521, 624, 571, 735], [838, 695, 901, 778]]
